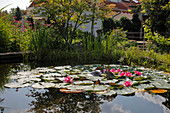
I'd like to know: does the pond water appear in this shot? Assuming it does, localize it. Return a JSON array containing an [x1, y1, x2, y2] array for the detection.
[[0, 63, 169, 113]]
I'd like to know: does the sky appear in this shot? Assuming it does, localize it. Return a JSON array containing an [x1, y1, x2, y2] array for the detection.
[[0, 0, 31, 12]]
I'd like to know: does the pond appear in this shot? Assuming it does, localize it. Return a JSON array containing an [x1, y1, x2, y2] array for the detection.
[[0, 63, 169, 113]]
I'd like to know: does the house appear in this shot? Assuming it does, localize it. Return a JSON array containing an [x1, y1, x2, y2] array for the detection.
[[24, 0, 141, 37]]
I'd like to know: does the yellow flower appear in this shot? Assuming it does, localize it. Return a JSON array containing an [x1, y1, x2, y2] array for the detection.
[[150, 8, 154, 10], [81, 26, 86, 29], [50, 20, 55, 23], [141, 10, 146, 13]]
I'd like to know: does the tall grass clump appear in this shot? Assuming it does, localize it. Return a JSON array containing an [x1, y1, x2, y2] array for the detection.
[[122, 47, 170, 72]]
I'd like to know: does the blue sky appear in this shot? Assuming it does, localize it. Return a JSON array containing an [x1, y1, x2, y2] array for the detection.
[[0, 0, 31, 12]]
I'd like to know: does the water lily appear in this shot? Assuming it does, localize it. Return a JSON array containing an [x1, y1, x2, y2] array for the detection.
[[110, 68, 115, 73], [124, 81, 132, 87], [64, 76, 73, 83], [116, 69, 121, 72], [119, 72, 125, 76], [103, 69, 106, 73], [126, 72, 132, 77], [134, 71, 142, 76]]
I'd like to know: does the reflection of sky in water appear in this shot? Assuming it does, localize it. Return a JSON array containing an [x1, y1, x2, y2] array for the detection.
[[0, 88, 169, 113], [0, 88, 41, 113], [101, 92, 170, 113]]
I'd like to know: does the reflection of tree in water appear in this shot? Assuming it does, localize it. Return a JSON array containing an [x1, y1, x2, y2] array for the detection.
[[159, 92, 170, 109], [0, 64, 11, 92], [0, 63, 31, 92], [27, 88, 116, 113]]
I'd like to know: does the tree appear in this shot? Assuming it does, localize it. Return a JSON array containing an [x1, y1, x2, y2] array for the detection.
[[119, 16, 132, 32], [33, 0, 114, 49], [131, 13, 141, 32], [103, 18, 114, 34], [141, 0, 170, 37], [15, 6, 22, 21]]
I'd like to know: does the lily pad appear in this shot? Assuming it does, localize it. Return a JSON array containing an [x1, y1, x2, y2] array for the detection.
[[115, 88, 135, 96], [100, 80, 118, 84], [31, 83, 45, 89], [150, 89, 167, 94], [59, 88, 83, 93], [4, 82, 29, 88], [133, 84, 154, 90], [102, 90, 117, 96], [40, 82, 55, 88]]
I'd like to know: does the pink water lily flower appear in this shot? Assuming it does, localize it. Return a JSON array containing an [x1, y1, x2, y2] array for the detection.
[[103, 69, 106, 73], [14, 16, 17, 18], [126, 72, 132, 77], [119, 72, 125, 76], [116, 69, 121, 72], [124, 81, 132, 87], [134, 71, 142, 76], [64, 76, 73, 83], [110, 68, 115, 73]]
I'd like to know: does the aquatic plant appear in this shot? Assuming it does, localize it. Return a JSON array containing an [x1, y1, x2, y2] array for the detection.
[[4, 64, 170, 96]]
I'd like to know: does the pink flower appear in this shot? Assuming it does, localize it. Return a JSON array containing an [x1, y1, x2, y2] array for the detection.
[[126, 72, 132, 77], [64, 76, 73, 83], [14, 20, 18, 23], [124, 81, 132, 87], [34, 22, 37, 25], [18, 21, 22, 24], [119, 72, 125, 76], [134, 71, 142, 76], [116, 69, 121, 72], [46, 24, 51, 27], [14, 16, 17, 18], [64, 78, 69, 83], [110, 68, 115, 73], [103, 69, 106, 73], [33, 28, 36, 30]]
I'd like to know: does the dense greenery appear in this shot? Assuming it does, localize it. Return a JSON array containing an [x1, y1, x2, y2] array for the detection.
[[141, 0, 170, 37], [103, 13, 141, 33], [0, 2, 169, 72]]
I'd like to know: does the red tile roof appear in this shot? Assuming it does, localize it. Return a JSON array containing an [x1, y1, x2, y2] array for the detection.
[[28, 0, 141, 12]]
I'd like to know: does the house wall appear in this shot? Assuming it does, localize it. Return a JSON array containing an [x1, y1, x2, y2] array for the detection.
[[70, 11, 102, 37], [113, 12, 133, 20]]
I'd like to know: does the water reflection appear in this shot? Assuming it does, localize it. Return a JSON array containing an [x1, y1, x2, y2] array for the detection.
[[136, 91, 170, 113], [0, 63, 170, 113], [27, 88, 116, 113], [0, 63, 31, 92]]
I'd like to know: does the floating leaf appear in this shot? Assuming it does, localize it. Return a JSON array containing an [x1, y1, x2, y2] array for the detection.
[[60, 88, 83, 93], [115, 88, 135, 96], [31, 83, 45, 89], [150, 89, 167, 94], [133, 84, 154, 90], [100, 79, 118, 84], [40, 82, 55, 88]]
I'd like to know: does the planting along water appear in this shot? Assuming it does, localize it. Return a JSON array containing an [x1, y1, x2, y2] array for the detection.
[[0, 63, 169, 113]]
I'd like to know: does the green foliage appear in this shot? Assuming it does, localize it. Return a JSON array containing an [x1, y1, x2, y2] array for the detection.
[[144, 25, 170, 53], [141, 0, 170, 37], [103, 18, 114, 34], [0, 12, 12, 52], [131, 13, 141, 32], [122, 47, 170, 72], [29, 25, 57, 61], [120, 16, 132, 32], [103, 14, 141, 33], [15, 7, 22, 21]]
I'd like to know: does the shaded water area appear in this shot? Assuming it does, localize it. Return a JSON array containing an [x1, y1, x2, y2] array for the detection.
[[0, 62, 169, 113]]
